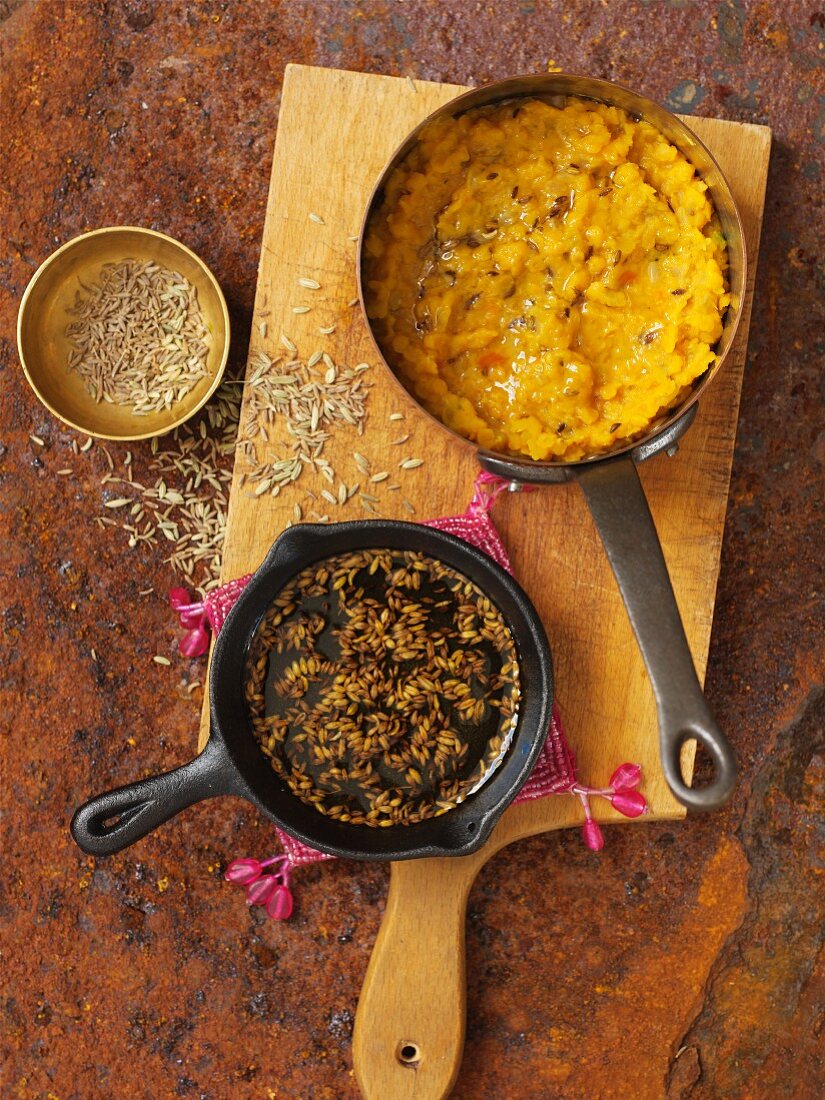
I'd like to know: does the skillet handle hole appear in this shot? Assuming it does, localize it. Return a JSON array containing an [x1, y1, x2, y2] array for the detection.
[[467, 821, 476, 834]]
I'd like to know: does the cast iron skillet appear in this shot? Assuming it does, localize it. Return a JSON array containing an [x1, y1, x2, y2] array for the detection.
[[358, 73, 744, 811], [71, 521, 553, 860]]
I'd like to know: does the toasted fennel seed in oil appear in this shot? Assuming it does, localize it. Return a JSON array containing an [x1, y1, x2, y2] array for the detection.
[[244, 548, 520, 828]]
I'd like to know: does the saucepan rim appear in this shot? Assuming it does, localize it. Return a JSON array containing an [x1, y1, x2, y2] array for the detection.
[[355, 70, 747, 471]]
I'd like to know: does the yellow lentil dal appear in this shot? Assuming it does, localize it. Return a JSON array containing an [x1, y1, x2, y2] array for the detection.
[[364, 97, 729, 461]]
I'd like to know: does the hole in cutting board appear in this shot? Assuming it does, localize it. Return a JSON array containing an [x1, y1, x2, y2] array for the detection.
[[397, 1041, 421, 1067]]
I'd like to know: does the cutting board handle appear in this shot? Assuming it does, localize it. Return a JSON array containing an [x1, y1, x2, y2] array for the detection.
[[353, 857, 476, 1100]]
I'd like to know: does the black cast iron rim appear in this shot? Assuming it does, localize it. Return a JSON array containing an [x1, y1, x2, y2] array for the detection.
[[209, 520, 554, 860]]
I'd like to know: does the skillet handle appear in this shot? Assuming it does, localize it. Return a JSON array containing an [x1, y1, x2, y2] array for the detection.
[[71, 737, 237, 856], [578, 457, 736, 811]]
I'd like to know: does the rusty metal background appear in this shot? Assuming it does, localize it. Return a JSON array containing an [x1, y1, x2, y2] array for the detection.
[[1, 2, 822, 1097]]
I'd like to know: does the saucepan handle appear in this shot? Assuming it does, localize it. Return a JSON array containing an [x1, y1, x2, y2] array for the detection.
[[577, 457, 736, 811], [70, 737, 238, 856]]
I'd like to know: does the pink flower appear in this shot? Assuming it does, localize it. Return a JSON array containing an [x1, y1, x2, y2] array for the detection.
[[246, 875, 279, 906], [180, 625, 210, 658], [266, 885, 294, 920], [582, 819, 604, 851], [610, 790, 647, 818], [168, 586, 210, 656], [168, 587, 194, 611], [224, 854, 294, 918], [224, 858, 263, 885], [178, 607, 206, 629], [609, 762, 642, 790]]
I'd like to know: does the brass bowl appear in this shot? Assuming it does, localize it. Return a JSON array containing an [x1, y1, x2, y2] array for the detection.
[[17, 226, 230, 440]]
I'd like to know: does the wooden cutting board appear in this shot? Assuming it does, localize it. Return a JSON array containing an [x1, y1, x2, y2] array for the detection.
[[197, 64, 770, 1100]]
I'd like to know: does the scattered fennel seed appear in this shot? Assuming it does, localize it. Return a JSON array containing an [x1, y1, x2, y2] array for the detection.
[[65, 259, 209, 414]]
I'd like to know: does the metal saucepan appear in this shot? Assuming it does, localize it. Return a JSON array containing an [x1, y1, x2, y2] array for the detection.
[[357, 73, 744, 811], [71, 521, 553, 860]]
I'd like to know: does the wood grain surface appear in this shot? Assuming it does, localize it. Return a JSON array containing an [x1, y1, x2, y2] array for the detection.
[[197, 64, 769, 822], [194, 65, 769, 1100]]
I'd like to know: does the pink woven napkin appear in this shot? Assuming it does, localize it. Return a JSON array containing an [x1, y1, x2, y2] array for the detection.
[[201, 472, 576, 869], [172, 473, 647, 917]]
